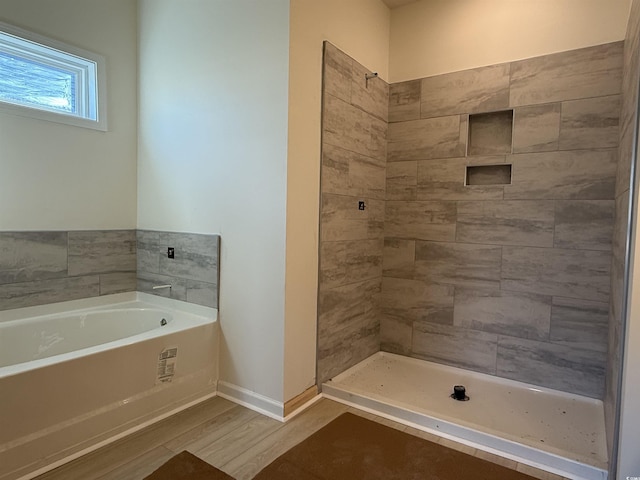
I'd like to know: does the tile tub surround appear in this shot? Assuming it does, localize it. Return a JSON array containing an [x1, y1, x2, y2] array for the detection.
[[382, 41, 623, 399], [0, 230, 220, 311], [0, 230, 136, 311], [137, 230, 220, 309], [317, 42, 388, 385]]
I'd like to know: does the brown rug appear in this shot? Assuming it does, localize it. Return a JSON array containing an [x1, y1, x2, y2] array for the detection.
[[143, 451, 233, 480], [253, 412, 538, 480]]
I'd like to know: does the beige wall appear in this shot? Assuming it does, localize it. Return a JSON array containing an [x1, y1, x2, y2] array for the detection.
[[138, 0, 290, 403], [0, 0, 137, 230], [285, 0, 390, 400], [389, 0, 632, 82]]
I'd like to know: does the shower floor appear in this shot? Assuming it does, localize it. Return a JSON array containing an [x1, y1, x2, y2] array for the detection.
[[322, 352, 607, 480]]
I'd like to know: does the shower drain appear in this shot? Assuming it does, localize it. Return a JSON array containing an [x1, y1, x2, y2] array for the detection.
[[451, 385, 469, 401]]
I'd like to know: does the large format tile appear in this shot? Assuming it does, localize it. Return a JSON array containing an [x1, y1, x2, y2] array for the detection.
[[504, 149, 617, 200], [417, 156, 506, 201], [99, 272, 137, 295], [388, 80, 420, 123], [68, 230, 136, 276], [512, 103, 561, 153], [386, 161, 417, 201], [385, 201, 456, 241], [322, 143, 386, 199], [420, 64, 510, 117], [497, 336, 605, 398], [185, 279, 218, 308], [550, 297, 608, 353], [323, 42, 352, 103], [501, 246, 611, 302], [351, 61, 389, 122], [415, 241, 502, 289], [454, 288, 551, 340], [387, 115, 466, 162], [558, 95, 621, 150], [380, 313, 413, 355], [510, 42, 623, 107], [0, 276, 100, 311], [412, 322, 498, 375], [382, 238, 415, 278], [136, 271, 188, 302], [554, 200, 615, 251], [382, 277, 454, 324], [320, 239, 383, 290], [456, 200, 555, 247], [323, 94, 387, 163], [0, 231, 67, 285], [321, 194, 384, 241]]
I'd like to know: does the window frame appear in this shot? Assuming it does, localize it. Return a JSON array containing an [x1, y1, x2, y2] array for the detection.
[[0, 21, 107, 131]]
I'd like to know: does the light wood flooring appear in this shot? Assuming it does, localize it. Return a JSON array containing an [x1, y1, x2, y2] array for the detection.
[[34, 396, 571, 480]]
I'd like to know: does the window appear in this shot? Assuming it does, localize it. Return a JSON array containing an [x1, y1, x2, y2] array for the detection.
[[0, 22, 107, 130]]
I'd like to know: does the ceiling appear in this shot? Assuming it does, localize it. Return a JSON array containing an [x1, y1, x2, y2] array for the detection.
[[382, 0, 420, 8]]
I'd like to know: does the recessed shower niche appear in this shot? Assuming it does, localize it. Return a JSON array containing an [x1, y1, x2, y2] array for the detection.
[[467, 109, 513, 155]]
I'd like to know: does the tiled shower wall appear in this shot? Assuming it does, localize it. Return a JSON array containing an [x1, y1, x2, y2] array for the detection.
[[605, 0, 640, 460], [317, 42, 389, 384], [381, 42, 623, 399], [0, 230, 219, 311]]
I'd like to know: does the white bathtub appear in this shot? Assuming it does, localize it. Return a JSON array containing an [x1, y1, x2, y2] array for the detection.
[[0, 292, 219, 480]]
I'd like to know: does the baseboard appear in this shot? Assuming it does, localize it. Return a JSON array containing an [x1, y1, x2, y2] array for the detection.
[[283, 385, 319, 418], [217, 381, 284, 421]]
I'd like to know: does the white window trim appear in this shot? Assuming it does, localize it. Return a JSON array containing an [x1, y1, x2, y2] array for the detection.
[[0, 21, 107, 131]]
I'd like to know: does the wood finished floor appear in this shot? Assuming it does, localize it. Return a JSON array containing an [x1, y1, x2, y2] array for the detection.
[[34, 396, 571, 480]]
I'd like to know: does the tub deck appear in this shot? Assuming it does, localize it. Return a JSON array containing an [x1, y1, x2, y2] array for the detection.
[[323, 352, 607, 480]]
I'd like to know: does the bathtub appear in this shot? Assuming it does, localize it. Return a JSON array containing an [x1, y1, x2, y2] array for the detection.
[[0, 292, 219, 480]]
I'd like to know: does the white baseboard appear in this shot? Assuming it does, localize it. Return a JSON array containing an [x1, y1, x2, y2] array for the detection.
[[217, 381, 284, 421]]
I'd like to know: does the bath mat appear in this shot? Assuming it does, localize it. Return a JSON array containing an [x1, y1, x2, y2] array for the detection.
[[143, 451, 234, 480], [253, 412, 537, 480]]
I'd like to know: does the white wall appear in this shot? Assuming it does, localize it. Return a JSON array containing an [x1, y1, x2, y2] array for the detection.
[[284, 0, 390, 401], [0, 0, 137, 230], [389, 0, 632, 82], [137, 0, 290, 403]]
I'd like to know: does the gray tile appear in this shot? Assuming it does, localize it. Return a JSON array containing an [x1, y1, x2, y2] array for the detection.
[[388, 115, 466, 162], [380, 314, 413, 355], [510, 42, 623, 107], [497, 336, 605, 398], [501, 246, 611, 302], [186, 280, 218, 308], [320, 239, 383, 290], [386, 161, 417, 201], [137, 230, 219, 284], [351, 60, 389, 122], [417, 156, 505, 201], [0, 231, 67, 285], [389, 80, 420, 123], [382, 238, 415, 278], [323, 42, 352, 103], [415, 241, 502, 289], [554, 200, 615, 251], [454, 288, 551, 341], [322, 143, 385, 200], [504, 149, 617, 200], [512, 103, 561, 153], [99, 272, 136, 295], [136, 271, 187, 302], [0, 276, 99, 311], [321, 194, 384, 241], [317, 278, 380, 383], [550, 297, 608, 353], [382, 277, 454, 324], [68, 230, 136, 276], [617, 101, 635, 197], [456, 200, 555, 247], [385, 201, 456, 241], [323, 94, 387, 163], [559, 95, 621, 150], [412, 322, 498, 375], [467, 110, 513, 156], [420, 64, 510, 117]]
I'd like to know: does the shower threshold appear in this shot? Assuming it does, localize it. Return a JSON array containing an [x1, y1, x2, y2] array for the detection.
[[322, 352, 607, 480]]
